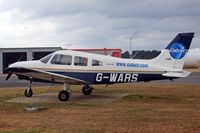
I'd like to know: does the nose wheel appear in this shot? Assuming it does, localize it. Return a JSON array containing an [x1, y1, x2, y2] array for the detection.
[[25, 89, 33, 97], [25, 80, 33, 97]]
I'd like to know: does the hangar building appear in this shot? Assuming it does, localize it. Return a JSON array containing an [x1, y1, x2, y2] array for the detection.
[[0, 47, 62, 74]]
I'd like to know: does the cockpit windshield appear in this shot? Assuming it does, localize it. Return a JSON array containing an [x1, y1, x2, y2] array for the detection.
[[40, 53, 53, 64]]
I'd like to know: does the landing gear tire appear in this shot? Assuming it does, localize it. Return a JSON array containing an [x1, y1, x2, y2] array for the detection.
[[24, 89, 33, 97], [58, 90, 70, 101], [82, 85, 93, 95]]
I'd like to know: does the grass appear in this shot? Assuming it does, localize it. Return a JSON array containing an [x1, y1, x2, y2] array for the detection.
[[0, 130, 39, 133], [0, 83, 199, 133]]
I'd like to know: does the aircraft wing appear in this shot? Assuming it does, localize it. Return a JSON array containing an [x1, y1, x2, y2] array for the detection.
[[6, 67, 88, 85]]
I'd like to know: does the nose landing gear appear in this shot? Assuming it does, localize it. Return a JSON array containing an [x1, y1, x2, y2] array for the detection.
[[25, 80, 33, 97], [24, 89, 33, 97]]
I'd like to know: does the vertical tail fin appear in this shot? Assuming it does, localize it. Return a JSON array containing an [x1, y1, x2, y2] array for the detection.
[[153, 33, 194, 69]]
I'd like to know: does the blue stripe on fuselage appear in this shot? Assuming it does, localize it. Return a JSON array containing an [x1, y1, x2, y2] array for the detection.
[[48, 71, 174, 84]]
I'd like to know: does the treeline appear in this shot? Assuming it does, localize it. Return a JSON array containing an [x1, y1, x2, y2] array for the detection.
[[121, 50, 161, 59]]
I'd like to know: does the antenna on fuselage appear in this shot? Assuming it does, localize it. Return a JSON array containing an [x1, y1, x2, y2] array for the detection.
[[62, 43, 72, 50], [66, 43, 72, 50]]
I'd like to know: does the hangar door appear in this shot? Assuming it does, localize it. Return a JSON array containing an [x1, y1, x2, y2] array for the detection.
[[33, 51, 53, 60], [3, 52, 27, 73]]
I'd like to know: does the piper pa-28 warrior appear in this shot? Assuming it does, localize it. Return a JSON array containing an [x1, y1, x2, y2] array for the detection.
[[6, 33, 194, 101]]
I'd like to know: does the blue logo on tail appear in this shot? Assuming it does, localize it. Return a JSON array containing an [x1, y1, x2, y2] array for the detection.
[[169, 42, 186, 60]]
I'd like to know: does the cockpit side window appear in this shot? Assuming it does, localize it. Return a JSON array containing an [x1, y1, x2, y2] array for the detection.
[[92, 59, 103, 66], [51, 54, 72, 65], [40, 53, 53, 64], [74, 56, 88, 66]]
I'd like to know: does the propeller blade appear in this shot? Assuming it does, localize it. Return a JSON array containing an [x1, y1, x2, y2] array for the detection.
[[18, 54, 23, 61], [6, 73, 12, 80]]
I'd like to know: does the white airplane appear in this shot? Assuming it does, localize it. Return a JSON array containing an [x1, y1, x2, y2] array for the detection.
[[6, 33, 194, 101]]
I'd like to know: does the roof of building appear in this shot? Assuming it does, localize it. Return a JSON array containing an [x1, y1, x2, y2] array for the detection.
[[0, 47, 62, 50], [70, 48, 122, 52]]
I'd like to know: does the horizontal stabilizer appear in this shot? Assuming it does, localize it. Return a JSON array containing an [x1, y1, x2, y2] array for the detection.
[[162, 71, 191, 78]]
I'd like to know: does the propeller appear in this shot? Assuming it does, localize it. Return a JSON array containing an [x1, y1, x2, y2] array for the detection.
[[6, 72, 12, 80], [5, 67, 13, 81], [18, 54, 23, 62], [5, 54, 23, 81]]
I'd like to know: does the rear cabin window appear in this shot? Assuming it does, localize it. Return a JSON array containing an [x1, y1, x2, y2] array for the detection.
[[74, 56, 88, 66], [92, 59, 103, 66], [51, 54, 72, 65], [40, 53, 53, 64]]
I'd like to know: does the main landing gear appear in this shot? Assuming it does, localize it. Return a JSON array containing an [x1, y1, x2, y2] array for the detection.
[[82, 85, 93, 95], [58, 84, 93, 101], [58, 83, 72, 101]]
